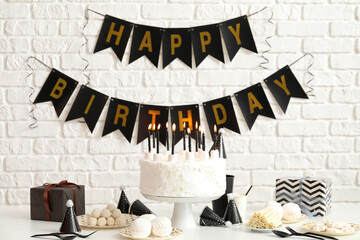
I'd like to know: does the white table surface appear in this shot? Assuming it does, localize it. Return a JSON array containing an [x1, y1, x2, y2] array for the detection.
[[1, 204, 360, 240]]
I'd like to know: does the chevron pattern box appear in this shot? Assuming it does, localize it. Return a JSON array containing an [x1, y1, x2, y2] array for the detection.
[[276, 177, 332, 217]]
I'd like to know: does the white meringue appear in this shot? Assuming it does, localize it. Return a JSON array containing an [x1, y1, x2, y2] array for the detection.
[[130, 218, 152, 238], [101, 208, 111, 218], [88, 217, 97, 226], [107, 216, 115, 226], [115, 215, 127, 226], [107, 203, 117, 212], [282, 203, 301, 221], [266, 201, 283, 219], [151, 217, 172, 237], [91, 208, 101, 218], [138, 214, 156, 221], [97, 217, 106, 226], [112, 209, 122, 218]]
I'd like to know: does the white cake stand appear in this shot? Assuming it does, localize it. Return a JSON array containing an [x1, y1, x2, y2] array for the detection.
[[143, 194, 222, 229]]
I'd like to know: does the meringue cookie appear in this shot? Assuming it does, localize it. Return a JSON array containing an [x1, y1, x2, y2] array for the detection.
[[107, 217, 115, 226], [130, 218, 152, 238], [151, 217, 172, 237], [282, 203, 301, 221], [88, 217, 97, 226], [266, 201, 283, 219], [112, 209, 122, 218], [138, 214, 156, 221], [115, 215, 127, 226], [101, 208, 111, 218], [107, 203, 117, 212], [97, 217, 107, 226], [91, 208, 101, 218]]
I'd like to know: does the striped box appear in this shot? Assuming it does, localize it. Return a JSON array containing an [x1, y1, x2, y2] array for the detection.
[[275, 177, 332, 217]]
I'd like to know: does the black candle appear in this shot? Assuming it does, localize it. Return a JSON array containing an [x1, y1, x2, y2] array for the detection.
[[187, 128, 191, 152], [195, 122, 198, 152], [172, 123, 176, 155], [202, 128, 205, 151], [182, 122, 186, 151], [198, 125, 202, 149], [156, 124, 160, 154], [166, 122, 169, 151], [218, 129, 223, 158], [213, 124, 218, 148], [147, 124, 152, 153], [152, 124, 156, 149]]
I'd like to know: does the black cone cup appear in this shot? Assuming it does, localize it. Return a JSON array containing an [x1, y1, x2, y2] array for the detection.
[[212, 175, 234, 217], [224, 198, 242, 224], [129, 199, 154, 216], [59, 202, 81, 233], [117, 190, 130, 213], [199, 206, 226, 226]]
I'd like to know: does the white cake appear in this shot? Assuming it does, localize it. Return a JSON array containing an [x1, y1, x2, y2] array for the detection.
[[139, 149, 226, 197]]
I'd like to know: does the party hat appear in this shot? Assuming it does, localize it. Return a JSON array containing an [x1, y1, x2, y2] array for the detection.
[[59, 200, 81, 233], [129, 199, 154, 216], [117, 185, 130, 213], [223, 193, 242, 224], [199, 206, 231, 227]]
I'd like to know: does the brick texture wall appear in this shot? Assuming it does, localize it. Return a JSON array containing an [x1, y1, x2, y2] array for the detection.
[[0, 0, 359, 213]]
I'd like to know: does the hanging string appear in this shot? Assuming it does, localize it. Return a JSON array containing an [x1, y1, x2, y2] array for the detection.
[[78, 8, 93, 87], [25, 57, 52, 129], [289, 53, 315, 97]]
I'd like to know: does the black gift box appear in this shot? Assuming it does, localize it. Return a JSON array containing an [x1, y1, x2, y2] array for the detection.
[[30, 182, 85, 222]]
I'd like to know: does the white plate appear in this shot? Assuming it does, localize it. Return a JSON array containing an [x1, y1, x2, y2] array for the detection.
[[303, 221, 360, 236], [77, 214, 137, 229], [119, 227, 182, 240], [282, 214, 307, 224], [244, 225, 282, 233]]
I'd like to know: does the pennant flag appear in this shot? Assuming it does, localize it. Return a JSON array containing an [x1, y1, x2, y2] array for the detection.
[[162, 28, 192, 69], [102, 98, 139, 143], [129, 24, 163, 68], [220, 15, 257, 61], [203, 96, 240, 140], [170, 104, 200, 145], [94, 15, 133, 62], [235, 83, 275, 130], [137, 104, 169, 146], [191, 24, 224, 67], [65, 85, 108, 133], [34, 69, 78, 117], [264, 65, 309, 113]]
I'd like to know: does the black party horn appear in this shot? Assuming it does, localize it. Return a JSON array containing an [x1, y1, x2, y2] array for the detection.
[[129, 199, 154, 216], [200, 206, 230, 227], [59, 200, 81, 233], [223, 193, 242, 224], [117, 185, 130, 213]]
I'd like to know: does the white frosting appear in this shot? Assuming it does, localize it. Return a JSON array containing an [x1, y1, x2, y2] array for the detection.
[[151, 217, 172, 237], [140, 151, 226, 197], [130, 218, 152, 238], [282, 203, 301, 221]]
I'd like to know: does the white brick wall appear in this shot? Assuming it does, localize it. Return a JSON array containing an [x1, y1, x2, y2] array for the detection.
[[0, 0, 359, 211]]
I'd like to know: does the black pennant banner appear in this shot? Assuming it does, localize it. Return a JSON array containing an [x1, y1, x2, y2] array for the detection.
[[170, 104, 200, 145], [65, 85, 108, 133], [192, 24, 224, 67], [34, 69, 78, 117], [220, 15, 257, 61], [235, 83, 275, 130], [129, 24, 163, 68], [203, 96, 240, 140], [264, 65, 309, 113], [102, 98, 139, 143], [162, 28, 192, 69], [137, 104, 169, 146], [94, 15, 133, 62]]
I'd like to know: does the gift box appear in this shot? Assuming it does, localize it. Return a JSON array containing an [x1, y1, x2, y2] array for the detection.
[[275, 177, 331, 217], [30, 180, 85, 222]]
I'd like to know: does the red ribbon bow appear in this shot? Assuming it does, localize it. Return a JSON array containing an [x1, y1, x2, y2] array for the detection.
[[43, 180, 82, 221]]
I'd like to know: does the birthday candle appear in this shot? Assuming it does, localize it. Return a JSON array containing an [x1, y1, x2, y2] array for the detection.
[[183, 122, 186, 151], [213, 124, 218, 148], [195, 122, 198, 152], [187, 128, 191, 152], [156, 124, 161, 154], [147, 124, 152, 153], [172, 123, 176, 155], [202, 127, 206, 151], [166, 122, 169, 151], [152, 123, 156, 149]]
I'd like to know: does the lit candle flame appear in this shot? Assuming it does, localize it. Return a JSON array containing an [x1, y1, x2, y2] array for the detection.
[[199, 125, 202, 133], [166, 122, 168, 129], [172, 123, 176, 132], [152, 124, 156, 131], [214, 124, 217, 133], [187, 128, 191, 135], [195, 121, 198, 130], [157, 123, 161, 130], [148, 123, 152, 131]]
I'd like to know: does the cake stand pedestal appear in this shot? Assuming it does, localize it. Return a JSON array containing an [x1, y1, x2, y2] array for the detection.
[[143, 194, 222, 229]]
